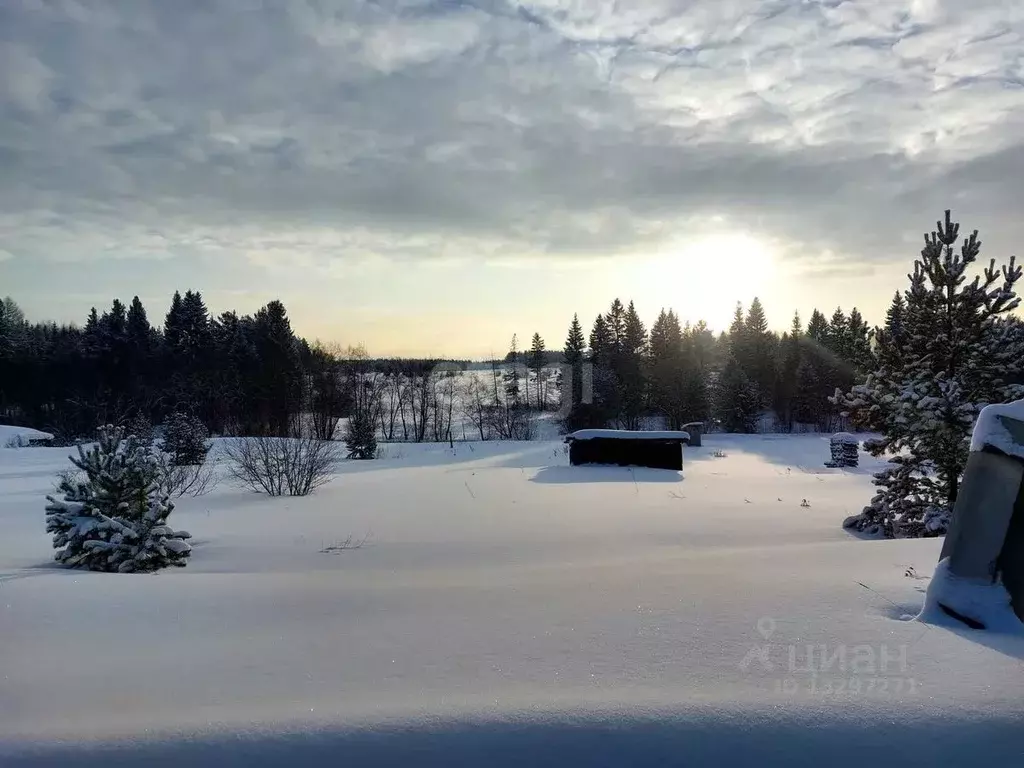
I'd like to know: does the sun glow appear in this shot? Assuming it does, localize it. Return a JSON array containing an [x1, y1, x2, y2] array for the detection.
[[640, 232, 779, 331]]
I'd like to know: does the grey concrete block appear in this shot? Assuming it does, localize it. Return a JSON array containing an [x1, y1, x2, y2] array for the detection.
[[940, 450, 1024, 581]]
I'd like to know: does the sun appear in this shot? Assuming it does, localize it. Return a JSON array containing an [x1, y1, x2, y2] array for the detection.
[[640, 232, 778, 330]]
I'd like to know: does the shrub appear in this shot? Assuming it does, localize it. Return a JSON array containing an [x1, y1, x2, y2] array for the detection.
[[158, 455, 218, 498], [45, 425, 192, 572], [223, 435, 342, 496]]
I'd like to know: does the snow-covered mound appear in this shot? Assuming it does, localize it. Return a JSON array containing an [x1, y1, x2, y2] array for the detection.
[[565, 429, 690, 441], [969, 400, 1024, 458], [920, 558, 1024, 634], [0, 425, 53, 447], [2, 433, 1022, 764]]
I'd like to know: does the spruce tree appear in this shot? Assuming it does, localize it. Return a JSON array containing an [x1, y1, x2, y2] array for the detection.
[[778, 312, 803, 430], [680, 325, 711, 426], [826, 307, 849, 361], [164, 291, 184, 351], [649, 309, 687, 429], [504, 334, 521, 404], [253, 300, 302, 436], [745, 297, 768, 335], [744, 297, 777, 411], [839, 211, 1024, 537], [528, 332, 546, 409], [588, 315, 612, 365], [623, 301, 648, 356], [714, 355, 760, 433], [689, 320, 715, 371], [586, 314, 619, 426], [346, 407, 378, 459], [160, 411, 210, 466], [563, 314, 586, 410], [616, 301, 647, 427], [806, 309, 828, 341], [846, 308, 874, 374], [564, 314, 586, 364], [604, 299, 626, 353], [125, 296, 155, 414]]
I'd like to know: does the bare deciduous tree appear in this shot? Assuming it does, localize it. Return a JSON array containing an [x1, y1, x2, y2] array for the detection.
[[306, 342, 347, 441], [224, 435, 342, 496], [159, 458, 219, 498], [460, 374, 492, 440]]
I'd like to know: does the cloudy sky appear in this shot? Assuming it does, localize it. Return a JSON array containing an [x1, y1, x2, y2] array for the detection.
[[2, 0, 1023, 356]]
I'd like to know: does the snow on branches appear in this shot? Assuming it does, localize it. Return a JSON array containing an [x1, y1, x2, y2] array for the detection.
[[837, 211, 1024, 538], [45, 425, 192, 572]]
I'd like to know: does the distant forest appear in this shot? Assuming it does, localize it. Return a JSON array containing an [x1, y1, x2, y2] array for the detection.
[[0, 292, 472, 443], [558, 296, 879, 435], [2, 289, 901, 442]]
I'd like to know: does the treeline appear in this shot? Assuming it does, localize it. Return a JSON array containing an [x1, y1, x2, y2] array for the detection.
[[0, 292, 467, 443], [2, 288, 884, 442], [560, 297, 878, 433]]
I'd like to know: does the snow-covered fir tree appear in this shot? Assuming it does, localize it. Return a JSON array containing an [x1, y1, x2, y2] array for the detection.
[[160, 411, 210, 466], [838, 211, 1024, 537], [345, 407, 377, 459], [45, 425, 192, 572]]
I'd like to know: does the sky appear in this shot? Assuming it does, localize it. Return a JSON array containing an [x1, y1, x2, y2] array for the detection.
[[2, 0, 1023, 358]]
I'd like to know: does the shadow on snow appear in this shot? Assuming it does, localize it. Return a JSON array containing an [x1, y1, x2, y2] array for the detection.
[[5, 712, 1023, 767], [529, 466, 683, 484]]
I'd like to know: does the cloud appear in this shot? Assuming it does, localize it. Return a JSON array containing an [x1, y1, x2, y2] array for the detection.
[[1, 0, 1023, 278]]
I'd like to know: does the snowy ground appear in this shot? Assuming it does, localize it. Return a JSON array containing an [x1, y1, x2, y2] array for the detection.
[[2, 434, 1023, 766]]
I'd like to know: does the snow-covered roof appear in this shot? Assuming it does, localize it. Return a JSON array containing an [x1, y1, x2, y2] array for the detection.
[[565, 429, 690, 442], [0, 425, 54, 445], [969, 400, 1024, 460]]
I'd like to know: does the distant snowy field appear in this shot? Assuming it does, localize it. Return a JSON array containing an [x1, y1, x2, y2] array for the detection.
[[2, 434, 1023, 766]]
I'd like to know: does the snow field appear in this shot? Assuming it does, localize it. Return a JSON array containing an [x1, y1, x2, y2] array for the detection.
[[2, 433, 1023, 764]]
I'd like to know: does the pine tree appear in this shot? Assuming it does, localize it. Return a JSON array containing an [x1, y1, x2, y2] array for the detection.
[[839, 211, 1024, 537], [45, 426, 192, 572]]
